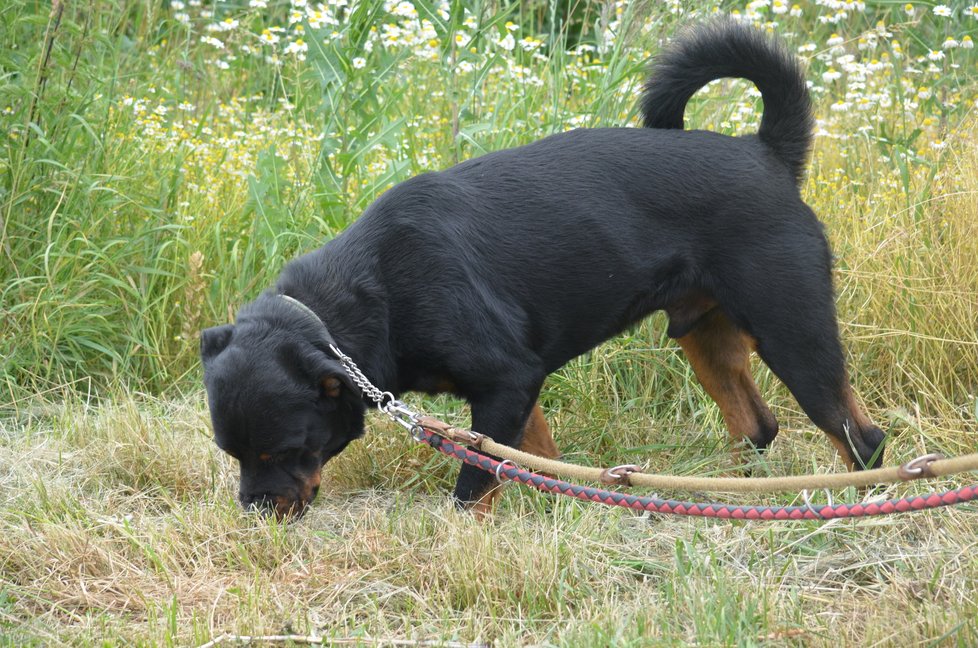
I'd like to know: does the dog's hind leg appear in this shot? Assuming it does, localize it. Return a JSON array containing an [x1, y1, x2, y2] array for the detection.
[[469, 401, 560, 518], [519, 402, 560, 460], [674, 307, 780, 463], [719, 256, 886, 469]]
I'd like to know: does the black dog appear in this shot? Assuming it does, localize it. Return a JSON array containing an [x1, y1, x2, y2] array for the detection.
[[201, 21, 886, 520]]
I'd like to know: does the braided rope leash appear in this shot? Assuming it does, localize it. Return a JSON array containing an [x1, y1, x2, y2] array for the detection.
[[416, 428, 978, 520], [417, 416, 978, 492]]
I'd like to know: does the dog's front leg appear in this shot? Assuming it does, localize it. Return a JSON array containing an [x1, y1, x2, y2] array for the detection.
[[454, 386, 543, 517]]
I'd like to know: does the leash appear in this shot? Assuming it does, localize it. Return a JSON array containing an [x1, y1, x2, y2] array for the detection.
[[415, 427, 978, 520], [414, 416, 977, 492], [342, 348, 978, 519], [279, 294, 978, 517]]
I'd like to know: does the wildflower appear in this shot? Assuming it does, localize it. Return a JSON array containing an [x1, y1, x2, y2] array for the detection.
[[789, 4, 802, 17], [917, 86, 931, 99], [827, 33, 843, 47], [284, 38, 308, 59], [260, 29, 280, 45], [830, 100, 850, 112], [927, 49, 945, 61], [968, 5, 978, 19], [933, 5, 951, 17], [201, 36, 225, 49], [904, 3, 914, 16], [496, 32, 515, 51], [772, 0, 788, 14], [212, 17, 238, 32], [822, 68, 842, 81], [942, 37, 959, 49], [962, 36, 975, 49], [797, 43, 816, 53]]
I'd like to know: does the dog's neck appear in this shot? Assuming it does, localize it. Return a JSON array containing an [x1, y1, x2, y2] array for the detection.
[[274, 283, 397, 398], [279, 294, 334, 337]]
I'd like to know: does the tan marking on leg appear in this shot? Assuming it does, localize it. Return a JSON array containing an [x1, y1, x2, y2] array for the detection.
[[829, 387, 878, 469], [677, 309, 777, 464], [467, 403, 558, 519], [470, 485, 504, 520], [519, 402, 560, 459], [827, 435, 856, 471]]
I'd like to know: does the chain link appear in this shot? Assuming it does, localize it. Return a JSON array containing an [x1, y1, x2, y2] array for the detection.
[[328, 343, 424, 439]]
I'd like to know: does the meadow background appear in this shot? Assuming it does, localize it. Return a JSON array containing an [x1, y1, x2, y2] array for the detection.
[[1, 0, 977, 645]]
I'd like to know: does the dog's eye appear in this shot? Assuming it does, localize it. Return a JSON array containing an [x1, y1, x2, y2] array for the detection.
[[258, 449, 305, 464]]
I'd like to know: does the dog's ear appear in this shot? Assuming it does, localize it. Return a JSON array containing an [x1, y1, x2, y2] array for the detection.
[[319, 364, 360, 401], [201, 324, 235, 364], [322, 375, 343, 398]]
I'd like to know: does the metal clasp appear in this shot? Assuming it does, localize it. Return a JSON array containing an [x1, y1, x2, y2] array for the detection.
[[379, 399, 425, 442]]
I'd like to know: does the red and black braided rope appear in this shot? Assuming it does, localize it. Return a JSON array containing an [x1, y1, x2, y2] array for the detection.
[[418, 429, 978, 520]]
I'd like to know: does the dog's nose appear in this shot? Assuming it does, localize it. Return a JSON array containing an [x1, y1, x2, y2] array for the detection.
[[240, 492, 306, 521], [240, 492, 276, 515]]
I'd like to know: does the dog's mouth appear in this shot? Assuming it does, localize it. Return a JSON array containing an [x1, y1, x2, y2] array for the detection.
[[242, 468, 323, 522]]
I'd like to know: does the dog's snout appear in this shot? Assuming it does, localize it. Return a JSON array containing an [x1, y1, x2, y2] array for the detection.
[[240, 491, 308, 521], [240, 492, 276, 513]]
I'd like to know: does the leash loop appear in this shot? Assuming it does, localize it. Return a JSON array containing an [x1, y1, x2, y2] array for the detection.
[[898, 453, 944, 481], [600, 464, 643, 486]]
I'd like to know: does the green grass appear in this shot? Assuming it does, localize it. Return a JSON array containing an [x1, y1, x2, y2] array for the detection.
[[2, 0, 978, 645]]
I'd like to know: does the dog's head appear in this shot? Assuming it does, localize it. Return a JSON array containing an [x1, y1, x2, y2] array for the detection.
[[200, 297, 365, 520]]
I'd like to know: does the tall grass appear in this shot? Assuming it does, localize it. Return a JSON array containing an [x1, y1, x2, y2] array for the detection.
[[3, 0, 974, 396]]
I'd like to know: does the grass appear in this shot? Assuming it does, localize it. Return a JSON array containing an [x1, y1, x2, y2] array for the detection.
[[2, 0, 978, 645]]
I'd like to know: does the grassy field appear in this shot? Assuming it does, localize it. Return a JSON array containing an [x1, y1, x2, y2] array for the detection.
[[2, 0, 978, 645]]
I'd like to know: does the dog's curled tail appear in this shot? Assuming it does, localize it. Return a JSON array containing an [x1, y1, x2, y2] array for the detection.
[[641, 20, 814, 185]]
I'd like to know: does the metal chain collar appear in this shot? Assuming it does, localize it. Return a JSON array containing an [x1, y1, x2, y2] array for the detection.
[[327, 342, 425, 440], [278, 293, 425, 439]]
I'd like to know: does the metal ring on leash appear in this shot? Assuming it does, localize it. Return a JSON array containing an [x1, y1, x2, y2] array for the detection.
[[800, 489, 833, 519], [898, 453, 944, 480], [599, 464, 643, 485], [495, 459, 517, 484]]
